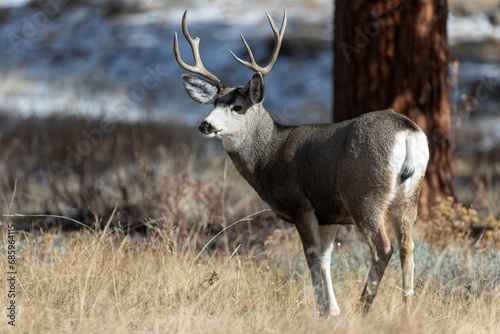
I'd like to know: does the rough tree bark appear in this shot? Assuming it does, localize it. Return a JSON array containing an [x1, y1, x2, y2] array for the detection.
[[334, 0, 453, 214]]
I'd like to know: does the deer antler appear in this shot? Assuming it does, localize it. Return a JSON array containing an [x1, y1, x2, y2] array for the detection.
[[230, 9, 287, 78], [173, 10, 223, 89]]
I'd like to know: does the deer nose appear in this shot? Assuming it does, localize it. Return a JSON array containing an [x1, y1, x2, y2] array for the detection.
[[199, 121, 214, 134]]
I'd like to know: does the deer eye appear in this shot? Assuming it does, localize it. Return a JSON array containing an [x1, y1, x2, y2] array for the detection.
[[232, 105, 243, 113]]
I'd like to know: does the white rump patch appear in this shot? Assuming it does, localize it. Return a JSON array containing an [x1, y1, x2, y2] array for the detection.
[[387, 131, 429, 205]]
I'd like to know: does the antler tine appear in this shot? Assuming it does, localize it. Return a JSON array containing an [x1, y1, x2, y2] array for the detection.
[[173, 10, 223, 88], [230, 9, 287, 77]]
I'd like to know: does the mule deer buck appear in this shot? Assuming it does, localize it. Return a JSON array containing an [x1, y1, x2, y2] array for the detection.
[[174, 10, 429, 316]]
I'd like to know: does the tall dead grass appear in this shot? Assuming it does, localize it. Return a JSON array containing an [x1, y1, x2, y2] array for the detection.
[[1, 211, 499, 334]]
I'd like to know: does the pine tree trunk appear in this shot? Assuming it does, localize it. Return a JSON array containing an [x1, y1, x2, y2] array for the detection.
[[334, 0, 453, 214]]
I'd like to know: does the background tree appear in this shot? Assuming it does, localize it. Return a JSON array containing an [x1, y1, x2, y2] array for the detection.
[[334, 0, 453, 213]]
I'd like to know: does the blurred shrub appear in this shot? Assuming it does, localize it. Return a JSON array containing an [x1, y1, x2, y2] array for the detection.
[[0, 114, 283, 253], [423, 196, 500, 250]]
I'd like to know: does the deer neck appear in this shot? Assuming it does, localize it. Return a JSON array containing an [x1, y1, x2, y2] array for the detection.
[[225, 106, 284, 184]]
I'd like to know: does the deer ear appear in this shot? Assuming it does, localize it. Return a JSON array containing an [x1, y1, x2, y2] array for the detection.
[[181, 74, 218, 105], [248, 73, 265, 105]]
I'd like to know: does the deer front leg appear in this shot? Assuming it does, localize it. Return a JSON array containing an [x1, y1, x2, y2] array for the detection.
[[295, 212, 339, 316], [318, 225, 340, 316]]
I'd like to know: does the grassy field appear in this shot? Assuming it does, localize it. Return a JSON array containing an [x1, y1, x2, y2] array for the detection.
[[1, 211, 499, 333], [1, 117, 499, 333]]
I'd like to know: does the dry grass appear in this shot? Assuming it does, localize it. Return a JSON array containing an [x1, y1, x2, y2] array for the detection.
[[1, 212, 499, 334], [1, 116, 499, 333]]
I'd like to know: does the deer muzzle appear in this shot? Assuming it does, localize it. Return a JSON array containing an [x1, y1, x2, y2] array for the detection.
[[198, 121, 217, 135]]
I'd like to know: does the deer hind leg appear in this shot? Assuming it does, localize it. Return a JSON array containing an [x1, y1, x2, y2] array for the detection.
[[388, 195, 419, 308], [352, 207, 393, 313], [295, 212, 340, 316]]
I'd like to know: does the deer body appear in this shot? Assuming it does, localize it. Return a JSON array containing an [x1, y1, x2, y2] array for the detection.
[[174, 10, 429, 316], [227, 110, 423, 226]]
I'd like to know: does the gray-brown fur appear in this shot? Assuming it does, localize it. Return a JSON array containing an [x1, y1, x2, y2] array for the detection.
[[227, 107, 418, 226], [174, 10, 429, 316]]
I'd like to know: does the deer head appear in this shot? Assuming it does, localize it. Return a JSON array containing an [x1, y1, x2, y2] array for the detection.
[[173, 10, 286, 151]]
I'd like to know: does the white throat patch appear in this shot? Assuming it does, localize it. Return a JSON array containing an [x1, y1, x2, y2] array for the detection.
[[222, 137, 241, 152]]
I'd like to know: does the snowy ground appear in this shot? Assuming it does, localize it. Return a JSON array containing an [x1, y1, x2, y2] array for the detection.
[[0, 0, 499, 151]]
